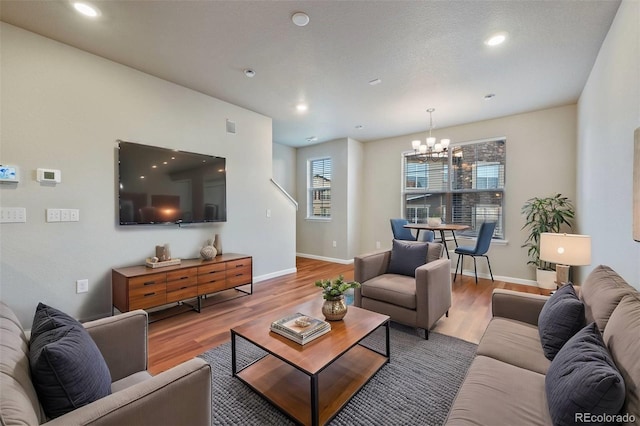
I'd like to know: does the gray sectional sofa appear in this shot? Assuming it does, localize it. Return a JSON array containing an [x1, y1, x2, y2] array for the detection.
[[0, 302, 212, 425], [446, 265, 640, 425]]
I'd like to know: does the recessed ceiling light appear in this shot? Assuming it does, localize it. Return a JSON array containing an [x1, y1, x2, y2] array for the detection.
[[244, 69, 256, 78], [484, 93, 496, 100], [296, 103, 308, 112], [485, 32, 507, 47], [292, 12, 310, 27], [73, 2, 100, 18]]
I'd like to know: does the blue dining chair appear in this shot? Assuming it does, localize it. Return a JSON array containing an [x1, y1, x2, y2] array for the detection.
[[390, 219, 434, 242], [453, 221, 497, 284], [390, 218, 416, 241]]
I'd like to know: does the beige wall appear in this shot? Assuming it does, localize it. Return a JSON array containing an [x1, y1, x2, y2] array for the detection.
[[0, 24, 297, 328], [296, 137, 364, 261], [577, 0, 640, 288], [361, 105, 577, 284], [296, 138, 349, 260], [272, 142, 297, 197]]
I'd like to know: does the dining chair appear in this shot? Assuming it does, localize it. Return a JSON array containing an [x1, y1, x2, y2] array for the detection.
[[390, 218, 417, 241], [453, 221, 497, 284]]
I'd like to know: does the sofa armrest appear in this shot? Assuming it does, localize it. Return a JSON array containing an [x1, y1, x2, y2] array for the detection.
[[44, 358, 212, 426], [491, 289, 549, 326], [354, 250, 391, 284], [83, 310, 148, 381], [415, 258, 452, 328]]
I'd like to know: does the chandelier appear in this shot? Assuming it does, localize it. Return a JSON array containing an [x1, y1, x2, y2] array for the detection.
[[411, 108, 450, 161]]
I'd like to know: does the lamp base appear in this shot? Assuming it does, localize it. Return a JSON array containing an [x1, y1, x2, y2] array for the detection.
[[555, 264, 570, 286]]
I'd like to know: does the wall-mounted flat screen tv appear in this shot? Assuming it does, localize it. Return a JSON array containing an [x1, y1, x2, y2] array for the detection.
[[118, 141, 226, 225]]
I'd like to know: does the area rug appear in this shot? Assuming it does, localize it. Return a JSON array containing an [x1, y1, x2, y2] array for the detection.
[[198, 323, 477, 426]]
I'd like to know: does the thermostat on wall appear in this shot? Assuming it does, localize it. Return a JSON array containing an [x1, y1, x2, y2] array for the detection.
[[37, 168, 61, 183], [0, 165, 19, 183]]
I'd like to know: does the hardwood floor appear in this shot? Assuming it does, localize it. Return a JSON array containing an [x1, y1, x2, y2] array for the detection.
[[147, 257, 543, 375]]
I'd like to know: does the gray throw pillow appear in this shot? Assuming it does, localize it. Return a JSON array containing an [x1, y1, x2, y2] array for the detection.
[[538, 283, 585, 360], [387, 239, 429, 277], [546, 322, 625, 426], [29, 303, 112, 419]]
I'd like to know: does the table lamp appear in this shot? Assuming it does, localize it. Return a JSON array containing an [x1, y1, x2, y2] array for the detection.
[[540, 233, 592, 285]]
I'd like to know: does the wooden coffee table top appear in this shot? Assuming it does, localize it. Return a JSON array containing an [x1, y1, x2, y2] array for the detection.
[[231, 298, 389, 374]]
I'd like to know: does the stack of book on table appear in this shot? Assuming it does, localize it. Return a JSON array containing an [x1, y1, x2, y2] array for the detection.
[[270, 312, 331, 345]]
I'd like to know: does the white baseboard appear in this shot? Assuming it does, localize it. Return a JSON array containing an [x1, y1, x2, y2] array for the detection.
[[254, 267, 298, 283], [453, 268, 538, 287], [296, 252, 354, 265]]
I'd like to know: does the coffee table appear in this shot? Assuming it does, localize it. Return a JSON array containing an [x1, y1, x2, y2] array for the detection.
[[231, 299, 390, 426]]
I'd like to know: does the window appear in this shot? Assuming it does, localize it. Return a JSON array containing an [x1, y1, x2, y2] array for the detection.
[[402, 138, 506, 238], [308, 158, 332, 218]]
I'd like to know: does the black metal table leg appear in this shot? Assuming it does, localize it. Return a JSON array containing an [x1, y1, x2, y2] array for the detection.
[[231, 330, 237, 376]]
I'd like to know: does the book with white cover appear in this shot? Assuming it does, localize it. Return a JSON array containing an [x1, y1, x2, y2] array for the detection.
[[270, 312, 330, 344]]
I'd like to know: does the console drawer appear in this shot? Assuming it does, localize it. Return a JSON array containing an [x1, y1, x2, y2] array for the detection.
[[130, 285, 166, 310], [166, 285, 198, 303], [226, 265, 252, 287], [129, 273, 166, 290]]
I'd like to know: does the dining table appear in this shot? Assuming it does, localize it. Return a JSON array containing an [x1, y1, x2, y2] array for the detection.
[[403, 223, 471, 258]]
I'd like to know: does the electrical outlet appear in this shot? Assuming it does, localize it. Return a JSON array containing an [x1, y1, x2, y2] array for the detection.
[[76, 279, 88, 294], [46, 208, 61, 222], [332, 240, 337, 248], [266, 209, 271, 218], [69, 209, 79, 222], [60, 209, 71, 222], [0, 207, 26, 223]]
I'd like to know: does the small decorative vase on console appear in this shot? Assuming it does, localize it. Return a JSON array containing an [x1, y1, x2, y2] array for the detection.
[[322, 295, 347, 321], [200, 239, 217, 260]]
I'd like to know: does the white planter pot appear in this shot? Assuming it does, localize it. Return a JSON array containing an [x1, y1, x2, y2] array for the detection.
[[536, 269, 557, 289]]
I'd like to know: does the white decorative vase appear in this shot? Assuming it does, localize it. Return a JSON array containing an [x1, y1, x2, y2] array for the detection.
[[200, 240, 217, 260], [536, 268, 557, 289]]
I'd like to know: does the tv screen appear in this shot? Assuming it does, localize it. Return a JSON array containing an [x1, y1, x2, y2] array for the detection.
[[118, 142, 226, 225]]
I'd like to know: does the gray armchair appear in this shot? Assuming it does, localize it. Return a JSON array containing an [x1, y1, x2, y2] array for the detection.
[[354, 242, 452, 339], [0, 302, 212, 425]]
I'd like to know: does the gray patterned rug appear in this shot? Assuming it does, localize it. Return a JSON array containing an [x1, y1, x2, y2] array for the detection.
[[198, 323, 476, 426]]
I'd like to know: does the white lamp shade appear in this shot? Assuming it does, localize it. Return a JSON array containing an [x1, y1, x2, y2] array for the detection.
[[419, 144, 427, 154], [434, 143, 443, 152], [441, 139, 450, 149], [426, 137, 436, 147], [412, 140, 421, 150], [540, 233, 592, 266]]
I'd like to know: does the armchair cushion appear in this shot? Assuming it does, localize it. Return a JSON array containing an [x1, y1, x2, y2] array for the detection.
[[538, 284, 585, 360], [388, 239, 428, 277], [29, 303, 111, 419], [360, 274, 417, 309]]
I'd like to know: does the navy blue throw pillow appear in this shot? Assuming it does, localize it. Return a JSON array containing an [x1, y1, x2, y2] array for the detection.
[[546, 322, 625, 426], [538, 283, 585, 360], [29, 303, 112, 419], [387, 239, 429, 277]]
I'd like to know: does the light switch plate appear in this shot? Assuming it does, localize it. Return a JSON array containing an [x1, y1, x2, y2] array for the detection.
[[0, 207, 26, 223]]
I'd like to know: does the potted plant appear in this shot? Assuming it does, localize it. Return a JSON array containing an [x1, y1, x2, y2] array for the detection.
[[521, 194, 575, 288], [315, 275, 361, 320]]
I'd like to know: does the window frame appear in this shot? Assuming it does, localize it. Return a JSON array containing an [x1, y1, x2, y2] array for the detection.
[[401, 137, 506, 239], [307, 157, 332, 220]]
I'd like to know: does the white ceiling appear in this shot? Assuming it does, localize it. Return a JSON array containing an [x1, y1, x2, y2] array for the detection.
[[0, 0, 621, 147]]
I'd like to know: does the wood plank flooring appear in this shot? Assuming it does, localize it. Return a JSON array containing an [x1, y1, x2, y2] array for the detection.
[[148, 257, 543, 375]]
